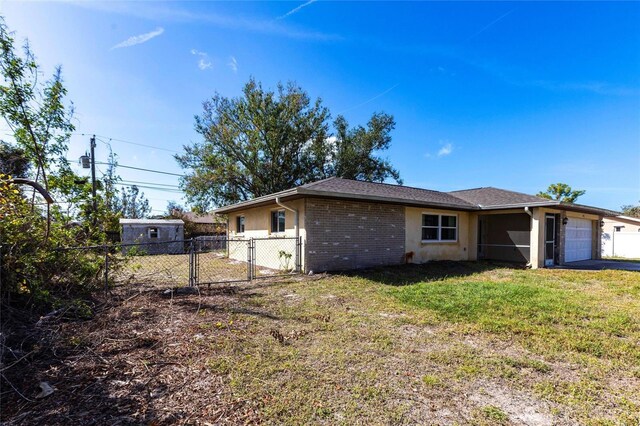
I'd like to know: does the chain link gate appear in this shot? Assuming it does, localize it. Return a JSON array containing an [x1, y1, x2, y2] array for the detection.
[[190, 236, 302, 287], [30, 237, 304, 294]]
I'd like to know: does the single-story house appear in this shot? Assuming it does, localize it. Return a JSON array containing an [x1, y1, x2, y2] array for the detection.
[[171, 211, 227, 237], [602, 215, 640, 258], [213, 178, 616, 272], [120, 218, 185, 255]]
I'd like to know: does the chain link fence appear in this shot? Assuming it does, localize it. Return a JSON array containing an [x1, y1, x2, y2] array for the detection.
[[1, 237, 303, 297]]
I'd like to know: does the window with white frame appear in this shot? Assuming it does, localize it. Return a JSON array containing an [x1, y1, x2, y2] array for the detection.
[[236, 215, 245, 233], [148, 227, 159, 239], [421, 214, 457, 242], [271, 209, 285, 233]]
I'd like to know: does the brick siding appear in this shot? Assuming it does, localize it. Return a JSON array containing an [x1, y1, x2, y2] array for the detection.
[[304, 198, 406, 272]]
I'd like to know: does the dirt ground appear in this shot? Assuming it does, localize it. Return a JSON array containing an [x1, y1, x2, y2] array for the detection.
[[1, 263, 638, 425]]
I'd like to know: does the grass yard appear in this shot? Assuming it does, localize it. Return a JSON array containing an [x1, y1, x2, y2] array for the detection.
[[2, 262, 639, 425]]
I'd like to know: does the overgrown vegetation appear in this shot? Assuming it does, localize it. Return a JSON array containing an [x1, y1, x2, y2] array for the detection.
[[0, 17, 149, 313], [3, 263, 637, 424]]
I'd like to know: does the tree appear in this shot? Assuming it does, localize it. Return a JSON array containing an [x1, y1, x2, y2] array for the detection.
[[0, 17, 79, 239], [0, 18, 75, 197], [537, 183, 585, 203], [165, 200, 185, 217], [0, 140, 29, 177], [176, 78, 401, 211], [0, 18, 139, 312], [621, 202, 640, 218], [331, 114, 400, 183], [114, 185, 151, 219]]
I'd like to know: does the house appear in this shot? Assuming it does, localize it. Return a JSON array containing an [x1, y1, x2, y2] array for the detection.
[[119, 218, 185, 255], [171, 211, 227, 237], [213, 178, 615, 272], [601, 215, 640, 258]]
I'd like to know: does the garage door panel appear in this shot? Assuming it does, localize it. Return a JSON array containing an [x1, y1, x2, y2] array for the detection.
[[565, 218, 592, 262]]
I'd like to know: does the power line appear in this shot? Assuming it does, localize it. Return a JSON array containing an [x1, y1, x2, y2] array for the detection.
[[113, 183, 185, 193], [120, 179, 181, 188], [95, 161, 184, 177], [76, 133, 182, 154]]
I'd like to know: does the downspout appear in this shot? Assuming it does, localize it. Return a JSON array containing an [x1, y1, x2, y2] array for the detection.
[[275, 197, 301, 272], [524, 207, 533, 268], [275, 197, 299, 239]]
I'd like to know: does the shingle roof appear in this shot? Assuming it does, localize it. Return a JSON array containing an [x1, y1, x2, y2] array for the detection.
[[213, 177, 614, 216], [299, 178, 477, 209], [179, 212, 225, 224], [448, 187, 550, 208]]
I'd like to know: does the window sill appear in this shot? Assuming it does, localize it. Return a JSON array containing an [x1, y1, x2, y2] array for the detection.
[[421, 240, 458, 244]]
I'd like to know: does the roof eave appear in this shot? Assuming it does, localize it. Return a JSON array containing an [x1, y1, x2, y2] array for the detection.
[[478, 201, 559, 210], [212, 189, 300, 214]]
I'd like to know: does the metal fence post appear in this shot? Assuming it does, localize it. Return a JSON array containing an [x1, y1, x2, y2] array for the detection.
[[296, 236, 302, 273], [253, 239, 257, 279], [188, 238, 195, 287], [247, 239, 253, 281], [104, 245, 109, 297]]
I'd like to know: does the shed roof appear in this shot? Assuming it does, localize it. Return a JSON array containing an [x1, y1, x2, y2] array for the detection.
[[119, 219, 184, 225]]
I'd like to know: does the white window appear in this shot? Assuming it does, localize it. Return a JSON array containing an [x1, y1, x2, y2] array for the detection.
[[422, 214, 457, 242], [148, 227, 159, 239], [271, 209, 285, 233], [236, 215, 245, 233], [614, 226, 624, 232]]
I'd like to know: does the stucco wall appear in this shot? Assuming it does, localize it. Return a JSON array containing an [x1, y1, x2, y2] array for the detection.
[[405, 207, 472, 263], [304, 198, 405, 272], [226, 199, 305, 270]]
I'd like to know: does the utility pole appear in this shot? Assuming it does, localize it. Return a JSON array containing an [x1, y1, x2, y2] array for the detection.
[[90, 135, 97, 226]]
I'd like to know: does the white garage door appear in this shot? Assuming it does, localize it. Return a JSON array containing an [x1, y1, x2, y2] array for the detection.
[[565, 218, 593, 262]]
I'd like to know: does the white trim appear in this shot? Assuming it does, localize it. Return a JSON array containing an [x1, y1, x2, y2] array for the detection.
[[421, 212, 458, 243], [236, 215, 245, 234], [270, 208, 286, 234]]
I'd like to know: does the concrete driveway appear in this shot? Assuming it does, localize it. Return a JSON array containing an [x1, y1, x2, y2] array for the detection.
[[559, 260, 640, 271]]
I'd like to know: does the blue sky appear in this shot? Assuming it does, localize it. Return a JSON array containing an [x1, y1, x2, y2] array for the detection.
[[1, 1, 639, 213]]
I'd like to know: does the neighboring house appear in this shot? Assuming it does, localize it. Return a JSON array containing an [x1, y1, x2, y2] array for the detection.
[[602, 216, 640, 259], [213, 177, 615, 272], [119, 218, 185, 255], [174, 211, 227, 237]]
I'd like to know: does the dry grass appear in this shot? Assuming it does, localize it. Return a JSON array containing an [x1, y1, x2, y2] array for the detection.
[[2, 262, 639, 425], [110, 251, 282, 290]]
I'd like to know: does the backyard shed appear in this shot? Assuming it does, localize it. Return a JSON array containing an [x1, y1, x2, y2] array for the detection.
[[119, 219, 185, 255]]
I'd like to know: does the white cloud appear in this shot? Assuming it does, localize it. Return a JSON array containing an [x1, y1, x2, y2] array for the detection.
[[276, 0, 317, 20], [73, 2, 339, 41], [437, 143, 453, 157], [110, 27, 164, 50], [191, 49, 212, 70], [228, 56, 238, 73], [198, 59, 212, 70]]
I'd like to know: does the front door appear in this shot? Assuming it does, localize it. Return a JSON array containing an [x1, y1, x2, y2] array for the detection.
[[544, 215, 556, 267]]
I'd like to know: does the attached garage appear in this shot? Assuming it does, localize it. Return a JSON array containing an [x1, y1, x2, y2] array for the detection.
[[565, 218, 593, 262]]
